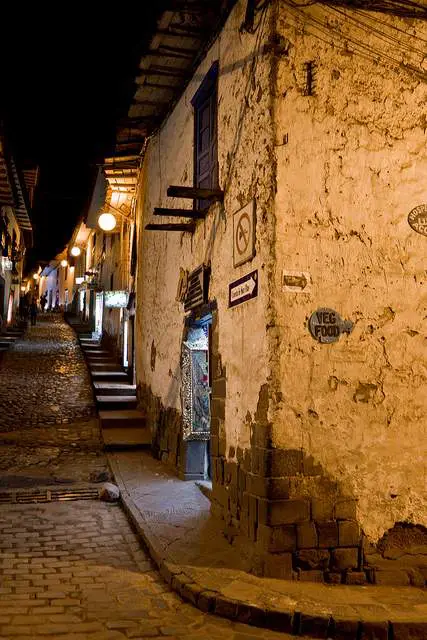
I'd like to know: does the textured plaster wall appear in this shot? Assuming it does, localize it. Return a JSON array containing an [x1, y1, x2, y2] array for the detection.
[[135, 0, 276, 454], [272, 3, 427, 540]]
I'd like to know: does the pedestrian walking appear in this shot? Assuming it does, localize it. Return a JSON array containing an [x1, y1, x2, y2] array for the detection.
[[29, 298, 38, 326], [40, 293, 47, 313]]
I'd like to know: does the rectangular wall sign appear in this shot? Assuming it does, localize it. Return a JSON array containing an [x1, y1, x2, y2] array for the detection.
[[229, 270, 258, 308], [104, 290, 129, 308]]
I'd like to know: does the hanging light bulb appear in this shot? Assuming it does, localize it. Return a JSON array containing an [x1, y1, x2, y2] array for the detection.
[[98, 212, 117, 232], [60, 259, 68, 267], [71, 246, 81, 257]]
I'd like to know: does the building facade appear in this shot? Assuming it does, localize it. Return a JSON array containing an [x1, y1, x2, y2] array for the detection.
[[0, 133, 34, 326], [130, 0, 427, 585]]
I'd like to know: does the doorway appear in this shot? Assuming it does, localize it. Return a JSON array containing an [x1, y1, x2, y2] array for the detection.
[[180, 313, 212, 480]]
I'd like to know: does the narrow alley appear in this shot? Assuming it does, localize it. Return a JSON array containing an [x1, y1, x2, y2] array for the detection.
[[0, 315, 296, 639]]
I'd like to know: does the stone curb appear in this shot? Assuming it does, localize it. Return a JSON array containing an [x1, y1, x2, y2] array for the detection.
[[107, 455, 427, 640]]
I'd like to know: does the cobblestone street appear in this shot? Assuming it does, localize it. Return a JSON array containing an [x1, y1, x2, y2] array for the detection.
[[0, 317, 298, 638], [0, 315, 106, 486]]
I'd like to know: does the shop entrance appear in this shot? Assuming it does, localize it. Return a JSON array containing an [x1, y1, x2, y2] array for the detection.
[[180, 313, 212, 480]]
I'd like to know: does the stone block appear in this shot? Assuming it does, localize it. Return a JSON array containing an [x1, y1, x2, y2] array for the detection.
[[299, 613, 331, 638], [214, 595, 238, 619], [248, 494, 258, 541], [263, 552, 293, 579], [181, 582, 201, 605], [250, 423, 274, 449], [333, 619, 361, 639], [252, 447, 304, 477], [247, 473, 291, 499], [212, 377, 226, 398], [374, 569, 410, 586], [236, 603, 266, 627], [258, 498, 310, 526], [332, 548, 359, 571], [339, 520, 361, 546], [302, 454, 324, 476], [360, 621, 389, 640], [210, 435, 219, 457], [317, 521, 339, 548], [297, 569, 324, 582], [326, 572, 342, 584], [295, 549, 330, 570], [408, 568, 426, 588], [210, 416, 220, 436], [297, 522, 318, 549], [311, 497, 334, 521], [335, 498, 357, 520], [211, 397, 225, 420], [264, 608, 293, 633], [257, 524, 297, 552], [345, 571, 366, 585], [197, 590, 217, 613], [391, 622, 427, 640]]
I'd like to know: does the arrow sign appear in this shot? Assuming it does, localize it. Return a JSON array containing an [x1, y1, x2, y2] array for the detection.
[[282, 270, 312, 293], [229, 270, 258, 308]]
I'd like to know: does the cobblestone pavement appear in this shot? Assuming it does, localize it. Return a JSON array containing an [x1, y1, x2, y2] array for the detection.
[[0, 316, 302, 637], [0, 315, 107, 486], [0, 315, 95, 431], [0, 500, 299, 639]]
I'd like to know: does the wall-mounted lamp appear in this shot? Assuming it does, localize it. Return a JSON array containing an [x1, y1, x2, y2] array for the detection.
[[71, 246, 81, 257], [33, 273, 39, 280], [60, 259, 68, 267], [98, 212, 117, 232]]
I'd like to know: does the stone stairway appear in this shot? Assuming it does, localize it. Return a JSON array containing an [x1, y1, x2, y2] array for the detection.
[[0, 327, 24, 352], [77, 334, 150, 450]]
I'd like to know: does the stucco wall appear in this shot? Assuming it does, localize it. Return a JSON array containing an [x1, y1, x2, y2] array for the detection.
[[272, 3, 427, 541], [135, 0, 276, 456]]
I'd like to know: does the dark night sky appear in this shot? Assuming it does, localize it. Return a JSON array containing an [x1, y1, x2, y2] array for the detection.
[[0, 8, 164, 272]]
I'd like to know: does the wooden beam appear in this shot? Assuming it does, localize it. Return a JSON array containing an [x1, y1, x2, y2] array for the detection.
[[167, 185, 224, 201], [137, 67, 188, 79], [156, 26, 205, 38], [146, 48, 195, 60], [142, 81, 177, 91], [154, 207, 205, 219], [145, 223, 195, 232]]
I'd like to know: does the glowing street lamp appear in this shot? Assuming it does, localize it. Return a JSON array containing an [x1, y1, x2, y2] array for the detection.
[[60, 259, 68, 267], [98, 212, 117, 232], [70, 246, 81, 257], [33, 273, 39, 281]]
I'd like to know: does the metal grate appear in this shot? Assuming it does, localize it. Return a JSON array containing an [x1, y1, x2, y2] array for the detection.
[[0, 487, 100, 504]]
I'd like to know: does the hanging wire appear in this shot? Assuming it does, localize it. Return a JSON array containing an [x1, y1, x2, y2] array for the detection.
[[327, 5, 427, 58], [283, 1, 427, 82]]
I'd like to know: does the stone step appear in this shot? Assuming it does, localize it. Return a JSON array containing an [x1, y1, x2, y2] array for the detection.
[[89, 364, 123, 373], [84, 352, 111, 358], [97, 396, 138, 410], [99, 409, 146, 429], [0, 336, 17, 342], [102, 427, 151, 449], [94, 382, 137, 396], [91, 371, 129, 382]]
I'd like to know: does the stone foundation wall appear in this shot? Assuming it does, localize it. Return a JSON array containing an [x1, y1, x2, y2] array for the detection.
[[137, 382, 182, 472]]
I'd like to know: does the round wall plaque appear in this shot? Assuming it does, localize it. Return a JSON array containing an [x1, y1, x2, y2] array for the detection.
[[308, 308, 353, 344], [408, 204, 427, 237]]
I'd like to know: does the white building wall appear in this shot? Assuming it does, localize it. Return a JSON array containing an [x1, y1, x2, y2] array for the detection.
[[272, 2, 427, 540], [135, 0, 276, 456]]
